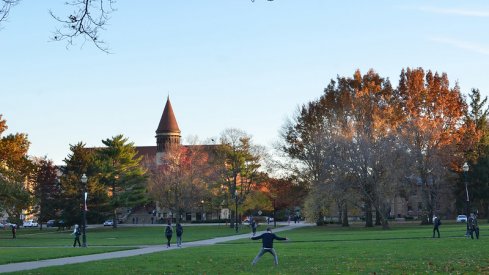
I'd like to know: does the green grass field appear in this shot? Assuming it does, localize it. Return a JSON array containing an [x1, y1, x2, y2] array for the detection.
[[0, 224, 264, 265], [2, 222, 489, 274]]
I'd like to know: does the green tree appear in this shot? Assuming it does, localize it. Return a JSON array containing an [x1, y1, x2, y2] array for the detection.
[[463, 88, 489, 219], [60, 142, 110, 227], [0, 115, 33, 225], [95, 135, 147, 228], [216, 128, 266, 231], [33, 157, 59, 229]]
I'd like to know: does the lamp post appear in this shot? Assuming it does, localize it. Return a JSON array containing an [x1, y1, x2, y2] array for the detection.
[[201, 200, 205, 222], [81, 174, 88, 248], [235, 189, 239, 233], [462, 162, 470, 218]]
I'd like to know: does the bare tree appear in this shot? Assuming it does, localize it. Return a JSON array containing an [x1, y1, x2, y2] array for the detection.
[[0, 0, 19, 27], [2, 1, 275, 53], [147, 143, 210, 223], [50, 0, 116, 53]]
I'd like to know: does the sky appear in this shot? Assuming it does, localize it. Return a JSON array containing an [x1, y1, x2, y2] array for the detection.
[[1, 0, 489, 165]]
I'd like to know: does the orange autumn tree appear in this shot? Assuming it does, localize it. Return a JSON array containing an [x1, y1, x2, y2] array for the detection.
[[283, 69, 407, 229], [398, 68, 472, 224], [283, 68, 472, 229], [345, 70, 407, 229]]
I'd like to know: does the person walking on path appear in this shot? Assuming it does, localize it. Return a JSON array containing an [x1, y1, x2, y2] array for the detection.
[[251, 220, 257, 237], [432, 216, 441, 238], [250, 227, 288, 266], [165, 222, 173, 248], [176, 223, 183, 247], [72, 224, 81, 247]]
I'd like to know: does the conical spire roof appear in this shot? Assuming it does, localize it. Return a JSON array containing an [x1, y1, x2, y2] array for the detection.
[[156, 97, 180, 134]]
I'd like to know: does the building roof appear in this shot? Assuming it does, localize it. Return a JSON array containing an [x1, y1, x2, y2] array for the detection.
[[156, 97, 180, 134], [134, 146, 158, 160]]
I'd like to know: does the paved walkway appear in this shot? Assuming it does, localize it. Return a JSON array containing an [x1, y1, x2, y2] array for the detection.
[[0, 223, 311, 273]]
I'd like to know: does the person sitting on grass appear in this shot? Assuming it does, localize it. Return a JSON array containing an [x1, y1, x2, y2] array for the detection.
[[250, 227, 288, 266]]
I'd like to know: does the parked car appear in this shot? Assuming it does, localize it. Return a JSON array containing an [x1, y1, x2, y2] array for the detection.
[[456, 215, 467, 223], [4, 222, 15, 228], [23, 220, 39, 227], [103, 220, 114, 226], [46, 220, 56, 227]]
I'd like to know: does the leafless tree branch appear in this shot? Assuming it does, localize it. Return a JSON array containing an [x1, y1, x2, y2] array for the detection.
[[50, 0, 116, 53], [0, 0, 20, 28]]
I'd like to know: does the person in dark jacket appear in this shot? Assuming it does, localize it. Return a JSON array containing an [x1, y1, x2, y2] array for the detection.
[[250, 227, 288, 266], [432, 216, 441, 238], [165, 222, 173, 248], [251, 220, 257, 237], [469, 213, 479, 239], [176, 223, 183, 247], [72, 224, 81, 247], [11, 224, 16, 239]]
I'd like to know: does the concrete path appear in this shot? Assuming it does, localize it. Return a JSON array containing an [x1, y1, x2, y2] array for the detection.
[[0, 223, 311, 273]]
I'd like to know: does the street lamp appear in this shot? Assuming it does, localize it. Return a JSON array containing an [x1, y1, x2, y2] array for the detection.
[[462, 162, 470, 218], [201, 200, 205, 222], [235, 189, 239, 233], [81, 173, 88, 248]]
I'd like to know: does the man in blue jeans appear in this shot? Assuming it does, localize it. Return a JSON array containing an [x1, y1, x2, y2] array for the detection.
[[250, 227, 288, 266]]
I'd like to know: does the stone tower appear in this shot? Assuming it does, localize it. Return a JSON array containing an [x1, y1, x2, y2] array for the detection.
[[155, 97, 181, 164]]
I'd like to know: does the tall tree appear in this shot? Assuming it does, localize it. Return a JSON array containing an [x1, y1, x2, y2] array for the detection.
[[216, 128, 266, 231], [60, 142, 109, 227], [147, 142, 211, 223], [33, 157, 59, 229], [95, 135, 147, 228], [463, 88, 489, 218], [0, 115, 33, 225], [398, 68, 470, 224], [282, 70, 405, 229]]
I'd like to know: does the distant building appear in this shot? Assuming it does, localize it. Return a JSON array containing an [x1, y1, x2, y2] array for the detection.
[[128, 97, 222, 223]]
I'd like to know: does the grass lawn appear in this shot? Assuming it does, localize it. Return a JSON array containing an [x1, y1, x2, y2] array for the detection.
[[3, 222, 489, 274], [0, 224, 260, 265]]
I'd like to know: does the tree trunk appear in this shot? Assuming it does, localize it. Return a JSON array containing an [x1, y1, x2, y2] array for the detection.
[[375, 210, 382, 226], [342, 202, 349, 227], [112, 182, 118, 228], [113, 208, 118, 228], [380, 204, 390, 230], [337, 201, 343, 225], [381, 217, 390, 229], [230, 210, 235, 228], [365, 202, 373, 227]]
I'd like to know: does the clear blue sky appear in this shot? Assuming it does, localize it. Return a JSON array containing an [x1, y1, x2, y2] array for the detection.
[[1, 0, 488, 164]]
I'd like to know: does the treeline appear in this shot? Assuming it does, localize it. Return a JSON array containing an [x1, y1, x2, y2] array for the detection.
[[3, 67, 488, 230], [281, 68, 489, 229], [0, 122, 304, 228]]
